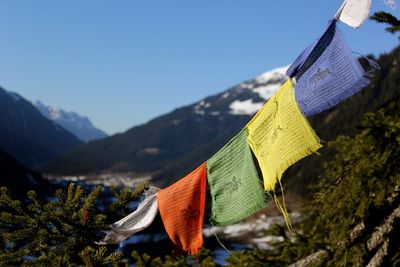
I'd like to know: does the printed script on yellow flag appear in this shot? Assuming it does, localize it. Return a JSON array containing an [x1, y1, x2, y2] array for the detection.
[[246, 79, 322, 191]]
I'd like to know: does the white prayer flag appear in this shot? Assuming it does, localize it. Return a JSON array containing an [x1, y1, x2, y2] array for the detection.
[[98, 188, 159, 244], [335, 0, 372, 28]]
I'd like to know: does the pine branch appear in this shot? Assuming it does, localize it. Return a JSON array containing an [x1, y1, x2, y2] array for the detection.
[[0, 182, 148, 265], [370, 11, 400, 35]]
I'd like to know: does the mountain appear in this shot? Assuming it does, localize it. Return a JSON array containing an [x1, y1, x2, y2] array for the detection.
[[43, 66, 289, 180], [0, 87, 83, 168], [44, 46, 400, 190], [0, 147, 48, 197], [33, 101, 108, 142]]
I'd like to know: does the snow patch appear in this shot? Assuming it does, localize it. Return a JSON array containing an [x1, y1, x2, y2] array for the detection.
[[49, 107, 62, 120], [193, 100, 212, 115], [255, 65, 289, 83], [240, 83, 254, 89], [221, 92, 230, 99], [194, 110, 206, 115], [203, 212, 301, 249], [194, 101, 205, 111], [229, 99, 263, 115], [253, 84, 281, 100]]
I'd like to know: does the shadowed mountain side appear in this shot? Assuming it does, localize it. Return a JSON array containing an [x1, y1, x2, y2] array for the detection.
[[0, 148, 48, 198], [0, 87, 83, 168]]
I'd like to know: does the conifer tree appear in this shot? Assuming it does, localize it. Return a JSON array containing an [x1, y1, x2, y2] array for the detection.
[[0, 182, 149, 266]]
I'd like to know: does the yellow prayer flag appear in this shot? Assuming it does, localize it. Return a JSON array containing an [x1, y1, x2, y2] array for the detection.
[[246, 79, 322, 192]]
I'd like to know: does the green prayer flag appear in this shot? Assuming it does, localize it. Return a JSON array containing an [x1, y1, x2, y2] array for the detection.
[[206, 129, 267, 226]]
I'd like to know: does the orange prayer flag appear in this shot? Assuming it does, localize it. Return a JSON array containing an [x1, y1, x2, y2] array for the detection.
[[157, 163, 207, 255]]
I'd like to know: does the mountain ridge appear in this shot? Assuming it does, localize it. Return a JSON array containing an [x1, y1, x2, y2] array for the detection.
[[33, 100, 108, 142]]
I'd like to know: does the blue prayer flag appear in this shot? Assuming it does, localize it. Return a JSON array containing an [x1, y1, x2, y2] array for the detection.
[[287, 20, 370, 116]]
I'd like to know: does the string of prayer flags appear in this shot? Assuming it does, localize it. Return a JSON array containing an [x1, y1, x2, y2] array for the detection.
[[97, 2, 380, 245], [288, 20, 370, 116], [206, 129, 268, 226], [246, 79, 322, 192], [157, 163, 207, 255], [334, 0, 372, 28], [98, 188, 159, 245]]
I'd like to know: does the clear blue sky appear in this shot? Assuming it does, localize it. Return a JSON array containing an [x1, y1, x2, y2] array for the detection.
[[0, 1, 398, 134]]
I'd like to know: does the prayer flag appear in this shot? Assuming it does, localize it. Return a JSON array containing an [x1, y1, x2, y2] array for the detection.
[[288, 20, 369, 116], [98, 188, 159, 245], [246, 79, 322, 192], [206, 129, 268, 226], [335, 0, 372, 28], [157, 163, 207, 255]]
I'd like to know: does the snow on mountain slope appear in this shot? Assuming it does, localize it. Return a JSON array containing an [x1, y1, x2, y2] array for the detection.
[[229, 66, 289, 115], [191, 65, 289, 116], [229, 99, 263, 115], [254, 65, 289, 84], [34, 101, 108, 142]]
